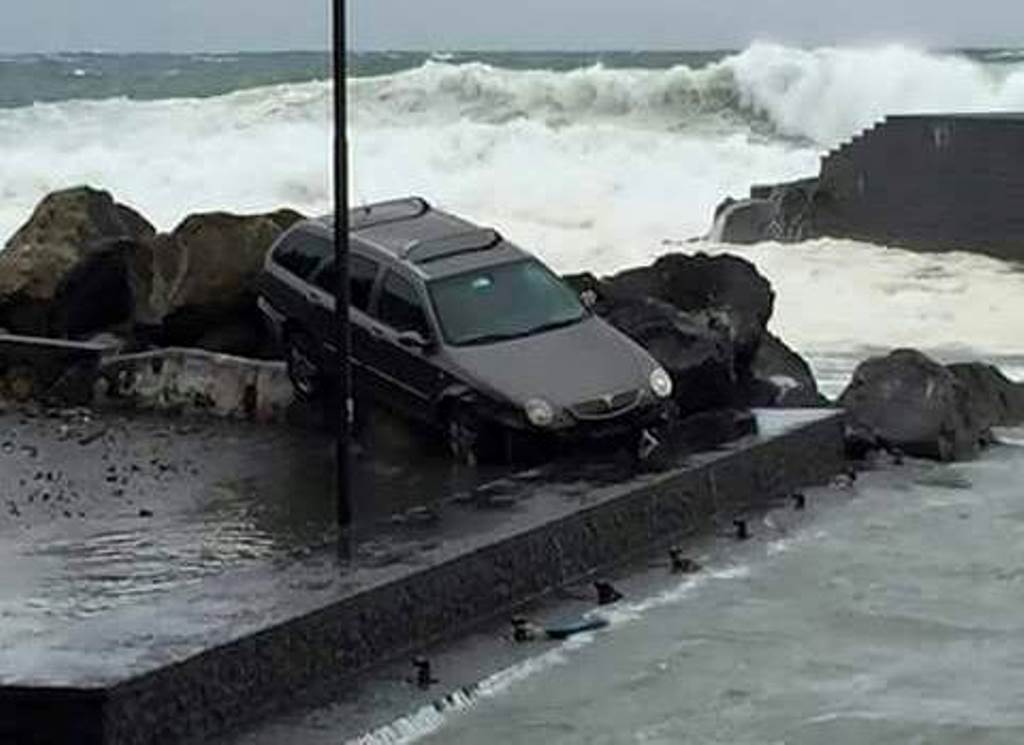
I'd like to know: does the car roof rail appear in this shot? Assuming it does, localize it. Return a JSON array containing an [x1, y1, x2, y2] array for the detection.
[[402, 228, 504, 264], [350, 197, 431, 231]]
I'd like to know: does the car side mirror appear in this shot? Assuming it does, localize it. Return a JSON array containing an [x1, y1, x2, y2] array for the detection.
[[397, 330, 433, 351]]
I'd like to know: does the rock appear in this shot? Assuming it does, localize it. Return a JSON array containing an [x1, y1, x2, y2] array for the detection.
[[947, 362, 1024, 427], [600, 296, 737, 416], [839, 349, 986, 461], [745, 332, 830, 407], [0, 187, 154, 336], [266, 208, 306, 232], [50, 239, 136, 339], [712, 198, 775, 244], [603, 252, 775, 372], [129, 211, 292, 353], [713, 179, 818, 245]]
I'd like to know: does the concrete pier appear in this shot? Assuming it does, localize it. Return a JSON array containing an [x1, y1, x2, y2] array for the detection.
[[0, 409, 844, 745]]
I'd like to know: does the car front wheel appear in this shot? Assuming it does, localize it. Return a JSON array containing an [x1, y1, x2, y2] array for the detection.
[[285, 331, 323, 402], [446, 405, 483, 467]]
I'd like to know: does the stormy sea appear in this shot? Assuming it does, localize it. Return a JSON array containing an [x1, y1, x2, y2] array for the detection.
[[4, 45, 1024, 743]]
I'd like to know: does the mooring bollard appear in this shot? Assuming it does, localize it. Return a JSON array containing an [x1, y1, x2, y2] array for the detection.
[[594, 580, 624, 606], [668, 547, 702, 574], [412, 657, 438, 689], [792, 492, 807, 511], [511, 616, 538, 643], [733, 518, 750, 541]]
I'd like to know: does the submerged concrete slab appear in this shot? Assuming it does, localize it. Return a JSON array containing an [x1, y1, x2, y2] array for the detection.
[[0, 409, 844, 745], [0, 333, 109, 404]]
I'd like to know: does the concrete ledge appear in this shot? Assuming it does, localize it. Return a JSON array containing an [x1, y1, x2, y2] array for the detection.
[[0, 333, 109, 404], [0, 410, 844, 745], [98, 348, 292, 422]]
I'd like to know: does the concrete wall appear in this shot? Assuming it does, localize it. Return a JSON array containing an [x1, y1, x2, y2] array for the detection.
[[97, 348, 293, 423], [817, 115, 1024, 259]]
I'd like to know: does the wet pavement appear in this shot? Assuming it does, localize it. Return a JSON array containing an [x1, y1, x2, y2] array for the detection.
[[0, 402, 506, 641], [0, 404, 828, 692]]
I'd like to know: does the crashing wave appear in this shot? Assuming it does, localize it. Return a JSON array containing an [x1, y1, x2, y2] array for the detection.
[[351, 43, 1024, 144]]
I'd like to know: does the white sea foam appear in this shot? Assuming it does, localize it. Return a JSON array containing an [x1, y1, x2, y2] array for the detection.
[[347, 563, 753, 745]]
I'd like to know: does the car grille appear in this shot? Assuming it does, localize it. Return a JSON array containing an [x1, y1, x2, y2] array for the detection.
[[570, 389, 641, 420]]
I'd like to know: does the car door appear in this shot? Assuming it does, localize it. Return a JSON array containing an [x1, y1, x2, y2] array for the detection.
[[306, 249, 382, 393], [363, 269, 445, 421]]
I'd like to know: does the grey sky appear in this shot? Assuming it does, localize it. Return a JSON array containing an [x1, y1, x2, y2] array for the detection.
[[0, 0, 1020, 53]]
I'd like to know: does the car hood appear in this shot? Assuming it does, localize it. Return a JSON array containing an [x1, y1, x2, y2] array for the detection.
[[444, 316, 654, 408]]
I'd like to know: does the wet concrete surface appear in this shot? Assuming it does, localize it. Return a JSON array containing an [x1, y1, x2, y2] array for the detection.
[[0, 402, 513, 643], [0, 403, 836, 736]]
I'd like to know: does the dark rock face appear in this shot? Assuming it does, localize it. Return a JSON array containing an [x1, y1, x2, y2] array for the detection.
[[947, 362, 1024, 428], [838, 349, 985, 461], [132, 212, 287, 355], [714, 179, 818, 245], [747, 332, 830, 408], [603, 252, 775, 372], [600, 297, 737, 416], [567, 252, 825, 414], [714, 199, 776, 244], [51, 240, 136, 338], [0, 187, 154, 336]]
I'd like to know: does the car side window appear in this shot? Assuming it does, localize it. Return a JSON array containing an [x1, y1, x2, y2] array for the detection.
[[377, 271, 429, 337], [272, 230, 330, 280], [311, 253, 379, 312]]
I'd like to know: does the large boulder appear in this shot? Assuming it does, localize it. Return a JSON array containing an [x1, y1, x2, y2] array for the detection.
[[564, 254, 824, 414], [745, 332, 830, 408], [603, 252, 775, 372], [947, 362, 1024, 427], [599, 296, 737, 416], [713, 198, 775, 244], [130, 210, 295, 356], [714, 178, 819, 245], [0, 187, 154, 335], [839, 349, 986, 461]]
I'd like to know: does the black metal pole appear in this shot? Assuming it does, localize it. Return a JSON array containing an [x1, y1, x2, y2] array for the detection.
[[332, 0, 352, 528]]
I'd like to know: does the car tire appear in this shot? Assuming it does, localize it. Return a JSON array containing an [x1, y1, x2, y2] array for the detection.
[[446, 404, 487, 467], [285, 330, 323, 402]]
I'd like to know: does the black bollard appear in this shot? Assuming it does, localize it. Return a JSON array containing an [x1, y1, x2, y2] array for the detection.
[[733, 518, 750, 541], [669, 547, 702, 574], [594, 580, 624, 606], [792, 492, 807, 511], [412, 657, 438, 689], [511, 616, 537, 643]]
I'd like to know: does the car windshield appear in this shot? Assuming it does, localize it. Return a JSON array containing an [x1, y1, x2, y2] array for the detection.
[[428, 259, 587, 346]]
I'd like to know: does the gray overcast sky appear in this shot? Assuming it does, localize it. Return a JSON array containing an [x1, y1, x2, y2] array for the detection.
[[0, 1, 1021, 53]]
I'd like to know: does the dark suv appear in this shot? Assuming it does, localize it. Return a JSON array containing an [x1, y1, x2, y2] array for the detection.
[[257, 198, 673, 463]]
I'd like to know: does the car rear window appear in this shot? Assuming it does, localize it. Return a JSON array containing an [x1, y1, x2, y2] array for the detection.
[[272, 230, 330, 280], [377, 272, 430, 337]]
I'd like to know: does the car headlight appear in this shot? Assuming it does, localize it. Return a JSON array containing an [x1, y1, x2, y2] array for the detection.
[[649, 367, 673, 399], [524, 398, 555, 428]]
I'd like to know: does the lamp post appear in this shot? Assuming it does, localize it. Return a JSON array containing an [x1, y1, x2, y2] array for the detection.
[[332, 0, 352, 529]]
